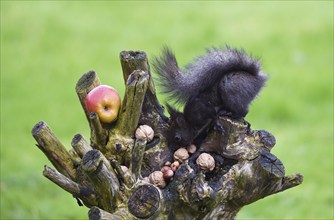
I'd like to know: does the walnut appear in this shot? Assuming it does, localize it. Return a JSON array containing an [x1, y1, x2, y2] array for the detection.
[[196, 153, 215, 172], [187, 144, 197, 154], [135, 125, 154, 142], [173, 148, 189, 163], [149, 171, 166, 188]]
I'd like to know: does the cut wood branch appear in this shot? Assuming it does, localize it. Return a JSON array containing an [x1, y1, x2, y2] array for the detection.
[[75, 70, 101, 126], [89, 112, 108, 151], [71, 134, 92, 158], [43, 165, 81, 195], [120, 50, 149, 83], [110, 159, 133, 188], [43, 165, 97, 207], [277, 173, 304, 193], [119, 50, 168, 134], [105, 69, 149, 164], [130, 139, 147, 180], [81, 149, 120, 212], [114, 70, 149, 137], [32, 121, 76, 180]]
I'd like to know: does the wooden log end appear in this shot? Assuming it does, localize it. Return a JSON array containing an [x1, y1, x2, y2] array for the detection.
[[71, 133, 84, 147], [259, 152, 285, 178], [89, 112, 104, 132], [281, 173, 304, 191], [75, 70, 98, 92], [128, 184, 160, 219], [120, 50, 147, 61], [81, 149, 103, 173], [31, 121, 47, 137], [256, 130, 276, 151], [71, 133, 92, 159]]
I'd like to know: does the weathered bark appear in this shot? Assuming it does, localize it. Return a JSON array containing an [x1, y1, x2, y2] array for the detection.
[[130, 139, 147, 181], [75, 71, 101, 126], [71, 134, 92, 158], [81, 149, 121, 212], [43, 165, 98, 207], [32, 121, 77, 180], [113, 69, 149, 138], [32, 50, 303, 220], [120, 50, 169, 133], [89, 112, 109, 151]]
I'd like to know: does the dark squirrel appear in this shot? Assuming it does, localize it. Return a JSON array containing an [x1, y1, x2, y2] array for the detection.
[[153, 46, 268, 150]]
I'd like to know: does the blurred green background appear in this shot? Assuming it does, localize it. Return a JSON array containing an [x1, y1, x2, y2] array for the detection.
[[1, 1, 333, 219]]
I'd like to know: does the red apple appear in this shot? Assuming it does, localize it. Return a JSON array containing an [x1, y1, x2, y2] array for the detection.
[[85, 85, 121, 123]]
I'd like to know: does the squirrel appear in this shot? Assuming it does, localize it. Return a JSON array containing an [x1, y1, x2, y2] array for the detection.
[[152, 46, 268, 150]]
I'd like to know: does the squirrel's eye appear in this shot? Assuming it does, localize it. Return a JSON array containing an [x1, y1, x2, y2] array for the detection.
[[174, 135, 181, 142]]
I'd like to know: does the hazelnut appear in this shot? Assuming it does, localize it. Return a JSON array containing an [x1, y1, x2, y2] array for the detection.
[[173, 148, 189, 163], [187, 144, 197, 154], [164, 161, 172, 166], [170, 161, 180, 172], [149, 171, 166, 188], [161, 166, 174, 181], [135, 125, 154, 142], [196, 153, 215, 172]]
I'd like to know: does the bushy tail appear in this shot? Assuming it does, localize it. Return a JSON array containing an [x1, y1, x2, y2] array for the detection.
[[152, 46, 263, 103]]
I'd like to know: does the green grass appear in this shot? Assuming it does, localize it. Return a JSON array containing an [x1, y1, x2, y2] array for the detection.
[[1, 1, 333, 219]]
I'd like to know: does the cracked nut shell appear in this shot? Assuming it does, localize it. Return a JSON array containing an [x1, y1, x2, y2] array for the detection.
[[196, 153, 215, 172], [173, 148, 189, 163], [149, 171, 166, 188], [135, 125, 154, 142]]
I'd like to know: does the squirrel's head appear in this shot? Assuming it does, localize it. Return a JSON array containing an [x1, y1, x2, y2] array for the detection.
[[166, 104, 196, 150]]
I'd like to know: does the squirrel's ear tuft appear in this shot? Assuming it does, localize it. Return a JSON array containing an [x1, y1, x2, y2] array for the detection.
[[166, 104, 187, 126], [166, 104, 178, 117]]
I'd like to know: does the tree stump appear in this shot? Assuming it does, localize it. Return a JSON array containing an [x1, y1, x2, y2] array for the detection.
[[32, 50, 303, 219]]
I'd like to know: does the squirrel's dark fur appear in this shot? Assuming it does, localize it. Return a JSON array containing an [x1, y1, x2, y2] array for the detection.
[[153, 46, 267, 150]]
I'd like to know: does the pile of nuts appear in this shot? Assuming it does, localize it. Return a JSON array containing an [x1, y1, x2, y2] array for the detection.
[[147, 144, 197, 189], [136, 125, 216, 189]]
